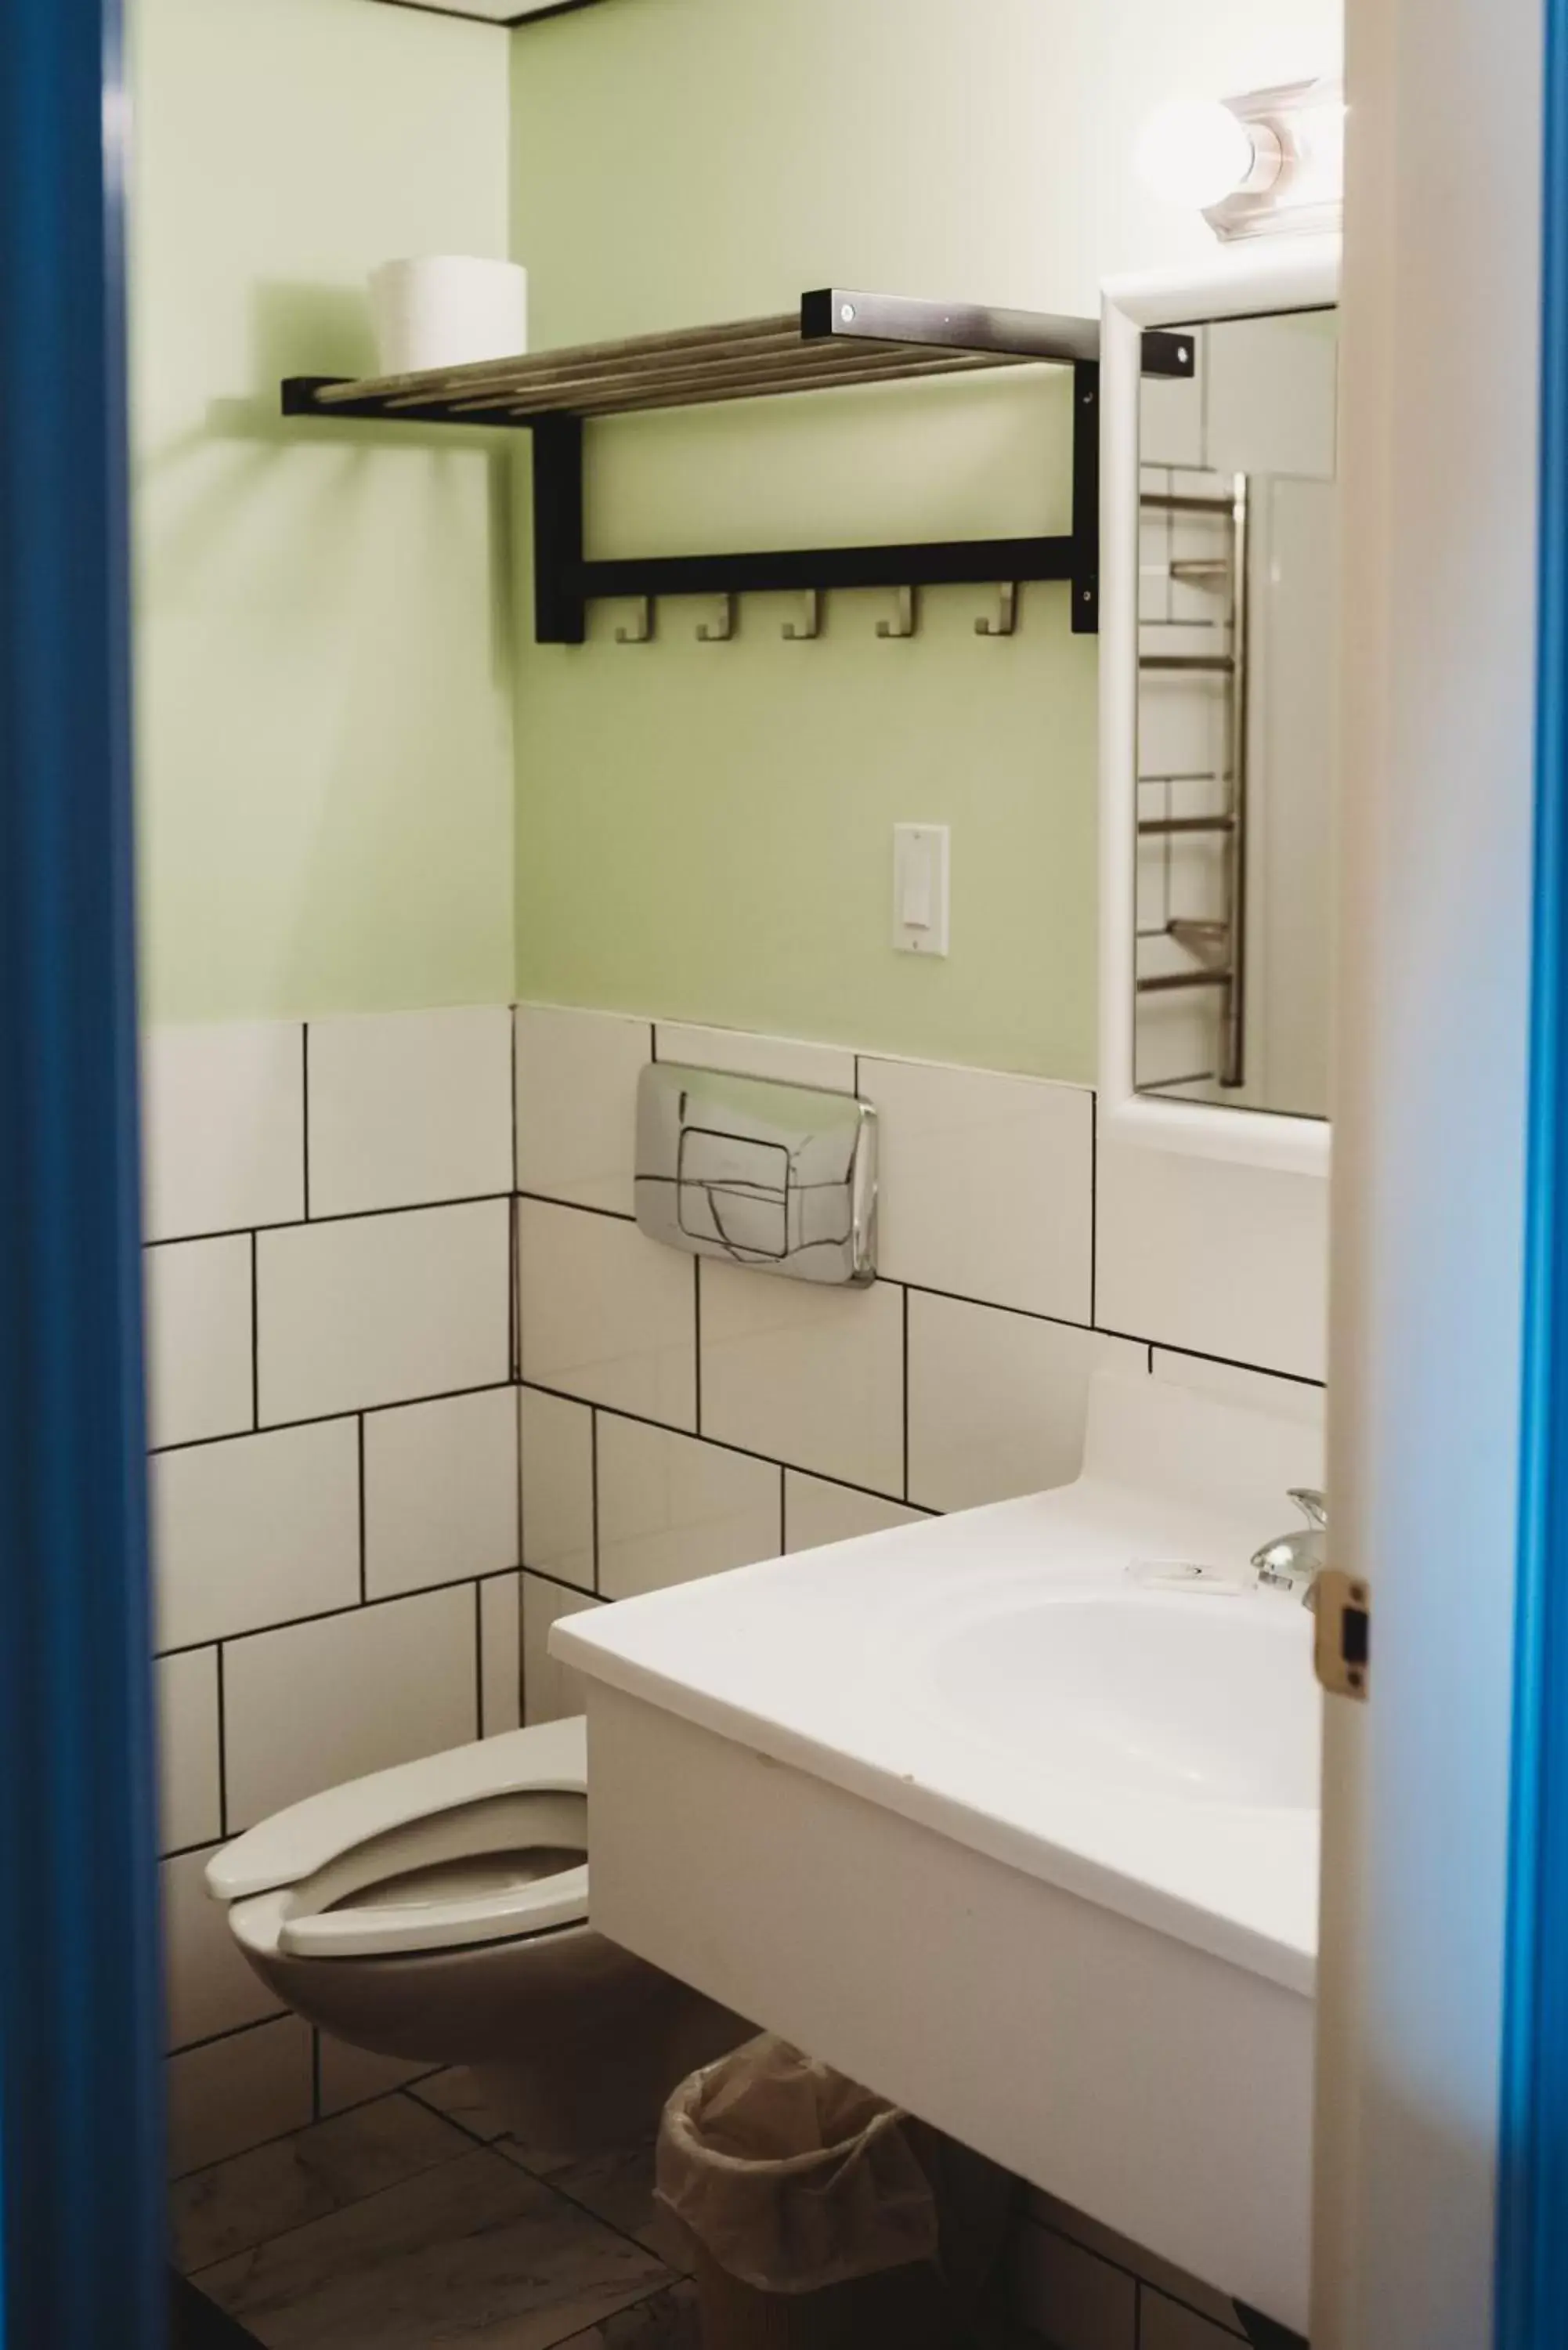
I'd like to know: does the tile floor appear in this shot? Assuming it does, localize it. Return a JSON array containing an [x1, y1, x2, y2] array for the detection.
[[172, 2070, 699, 2350]]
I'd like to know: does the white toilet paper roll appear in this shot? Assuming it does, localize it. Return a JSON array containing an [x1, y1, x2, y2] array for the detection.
[[368, 257, 529, 378]]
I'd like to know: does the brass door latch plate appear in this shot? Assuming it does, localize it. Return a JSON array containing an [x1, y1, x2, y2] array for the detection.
[[1314, 1570, 1371, 1701]]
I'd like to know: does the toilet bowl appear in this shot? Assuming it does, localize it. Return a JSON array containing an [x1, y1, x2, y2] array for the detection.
[[207, 1715, 749, 2155]]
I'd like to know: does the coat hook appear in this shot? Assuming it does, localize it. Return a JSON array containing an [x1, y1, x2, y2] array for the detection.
[[697, 594, 737, 642], [876, 585, 918, 640], [615, 598, 654, 645], [782, 590, 822, 642], [976, 583, 1019, 638]]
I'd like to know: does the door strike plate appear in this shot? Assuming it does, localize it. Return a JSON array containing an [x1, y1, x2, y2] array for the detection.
[[1314, 1570, 1371, 1701]]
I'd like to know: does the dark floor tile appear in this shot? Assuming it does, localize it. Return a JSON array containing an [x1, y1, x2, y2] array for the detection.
[[550, 2280, 699, 2349], [496, 2136, 670, 2259], [171, 2093, 472, 2274], [408, 2064, 510, 2142], [193, 2144, 671, 2349]]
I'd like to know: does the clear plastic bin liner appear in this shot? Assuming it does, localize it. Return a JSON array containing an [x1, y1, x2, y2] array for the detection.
[[656, 2036, 941, 2294]]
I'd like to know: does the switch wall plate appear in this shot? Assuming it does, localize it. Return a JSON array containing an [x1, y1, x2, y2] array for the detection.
[[893, 823, 951, 956]]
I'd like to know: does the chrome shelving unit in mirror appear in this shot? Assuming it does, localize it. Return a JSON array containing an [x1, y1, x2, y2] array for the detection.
[[281, 288, 1194, 644]]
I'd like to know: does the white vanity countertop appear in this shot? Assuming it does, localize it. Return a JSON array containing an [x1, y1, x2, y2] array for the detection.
[[555, 1372, 1324, 1998]]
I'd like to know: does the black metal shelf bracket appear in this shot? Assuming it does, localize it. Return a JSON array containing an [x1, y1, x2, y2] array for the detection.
[[280, 289, 1191, 645]]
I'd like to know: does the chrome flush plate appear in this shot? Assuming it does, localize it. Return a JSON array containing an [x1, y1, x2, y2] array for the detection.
[[634, 1064, 876, 1286]]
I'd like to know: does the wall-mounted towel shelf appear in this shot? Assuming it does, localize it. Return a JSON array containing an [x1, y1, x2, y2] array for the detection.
[[281, 289, 1194, 644]]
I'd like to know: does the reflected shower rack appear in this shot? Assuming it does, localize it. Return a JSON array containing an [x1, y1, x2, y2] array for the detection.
[[282, 289, 1194, 645]]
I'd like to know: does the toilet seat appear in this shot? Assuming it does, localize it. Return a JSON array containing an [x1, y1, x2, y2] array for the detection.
[[209, 1716, 592, 1962]]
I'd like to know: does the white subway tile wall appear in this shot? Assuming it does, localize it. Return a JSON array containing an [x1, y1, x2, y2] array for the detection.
[[363, 1385, 520, 1600], [697, 1260, 905, 1494], [515, 1004, 652, 1214], [653, 1020, 856, 1095], [783, 1472, 927, 1553], [522, 1574, 604, 1726], [479, 1571, 523, 1735], [143, 1021, 305, 1242], [907, 1298, 1145, 1513], [596, 1417, 782, 1602], [145, 1000, 1325, 2203], [153, 1417, 361, 1650], [860, 1055, 1093, 1321], [155, 1648, 222, 1854], [517, 1195, 696, 1426], [518, 1386, 596, 1589], [144, 1011, 523, 2170], [305, 1007, 514, 1219], [257, 1198, 511, 1425], [221, 1583, 480, 1831], [162, 1846, 284, 2050], [144, 1234, 254, 1449]]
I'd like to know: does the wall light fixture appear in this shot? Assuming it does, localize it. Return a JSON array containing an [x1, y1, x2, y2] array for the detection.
[[1137, 78, 1344, 240]]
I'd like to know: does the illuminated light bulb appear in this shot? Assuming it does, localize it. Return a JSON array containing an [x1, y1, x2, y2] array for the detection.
[[1136, 99, 1277, 212]]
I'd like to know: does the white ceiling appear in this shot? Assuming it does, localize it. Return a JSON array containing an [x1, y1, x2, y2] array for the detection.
[[377, 0, 605, 22]]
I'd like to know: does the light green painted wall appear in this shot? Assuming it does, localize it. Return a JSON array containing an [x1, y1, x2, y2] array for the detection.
[[132, 0, 515, 1021], [508, 0, 1341, 1079]]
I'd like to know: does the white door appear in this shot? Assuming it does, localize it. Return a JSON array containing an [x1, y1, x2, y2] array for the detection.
[[1313, 0, 1545, 2341]]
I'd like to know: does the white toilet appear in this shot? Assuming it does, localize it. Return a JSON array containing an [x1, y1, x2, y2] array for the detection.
[[206, 1715, 747, 2153]]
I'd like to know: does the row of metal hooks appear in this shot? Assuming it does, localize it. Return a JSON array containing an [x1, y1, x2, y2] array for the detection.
[[611, 582, 1022, 645]]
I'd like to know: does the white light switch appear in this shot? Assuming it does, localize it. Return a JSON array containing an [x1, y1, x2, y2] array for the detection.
[[893, 824, 950, 956]]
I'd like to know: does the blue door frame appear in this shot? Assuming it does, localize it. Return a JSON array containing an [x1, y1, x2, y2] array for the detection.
[[0, 0, 166, 2344], [1500, 0, 1568, 2342]]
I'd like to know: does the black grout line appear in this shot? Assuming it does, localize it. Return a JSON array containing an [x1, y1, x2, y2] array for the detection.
[[356, 1418, 367, 1603], [515, 1376, 527, 1578], [510, 1005, 519, 1197], [692, 1260, 703, 1433], [778, 1460, 788, 1556], [249, 1232, 260, 1433], [150, 1379, 520, 1459], [144, 1219, 307, 1250], [143, 1192, 515, 1253], [301, 1026, 311, 1221], [517, 1189, 637, 1227], [508, 1195, 520, 1383], [1123, 1335, 1325, 1391], [521, 1562, 603, 1607], [589, 1408, 601, 1593], [1089, 1092, 1099, 1329], [159, 1836, 227, 1866], [473, 1581, 485, 1739], [172, 2012, 291, 2062], [901, 1284, 911, 1502], [154, 1565, 532, 1665], [515, 1379, 941, 1522], [215, 1646, 229, 1839], [1020, 2218, 1251, 2342]]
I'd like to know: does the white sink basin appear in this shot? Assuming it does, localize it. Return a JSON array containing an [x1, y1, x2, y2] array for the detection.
[[913, 1587, 1321, 1812], [554, 1369, 1328, 2332]]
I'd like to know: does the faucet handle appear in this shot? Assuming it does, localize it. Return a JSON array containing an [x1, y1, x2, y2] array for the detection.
[[1288, 1488, 1327, 1530]]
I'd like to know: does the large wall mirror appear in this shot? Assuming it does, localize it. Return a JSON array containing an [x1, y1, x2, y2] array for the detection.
[[1100, 240, 1341, 1174]]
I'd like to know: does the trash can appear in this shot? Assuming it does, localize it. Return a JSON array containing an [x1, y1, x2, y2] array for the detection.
[[656, 2034, 1012, 2350]]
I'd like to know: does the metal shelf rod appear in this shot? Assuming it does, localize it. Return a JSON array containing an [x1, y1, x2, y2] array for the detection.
[[1140, 654, 1237, 673], [1137, 815, 1237, 836], [1137, 970, 1236, 994], [576, 534, 1077, 603]]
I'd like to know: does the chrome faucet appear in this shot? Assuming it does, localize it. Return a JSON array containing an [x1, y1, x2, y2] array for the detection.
[[1252, 1489, 1328, 1607]]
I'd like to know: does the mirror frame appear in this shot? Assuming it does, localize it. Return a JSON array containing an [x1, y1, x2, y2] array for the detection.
[[1099, 234, 1342, 1177]]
